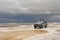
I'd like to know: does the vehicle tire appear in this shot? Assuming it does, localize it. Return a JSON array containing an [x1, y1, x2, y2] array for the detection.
[[34, 26, 37, 28], [39, 24, 43, 28], [34, 24, 45, 29], [45, 24, 47, 28], [34, 24, 38, 28]]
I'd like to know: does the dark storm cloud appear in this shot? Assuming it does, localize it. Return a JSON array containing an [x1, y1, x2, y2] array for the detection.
[[0, 0, 60, 22], [0, 11, 16, 23]]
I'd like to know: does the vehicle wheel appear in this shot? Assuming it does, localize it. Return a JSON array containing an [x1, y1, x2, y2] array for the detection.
[[34, 24, 39, 29], [45, 24, 47, 28], [34, 26, 37, 28], [39, 24, 43, 28]]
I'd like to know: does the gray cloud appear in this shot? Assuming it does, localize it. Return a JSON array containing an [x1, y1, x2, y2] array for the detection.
[[0, 0, 60, 22], [0, 0, 60, 14]]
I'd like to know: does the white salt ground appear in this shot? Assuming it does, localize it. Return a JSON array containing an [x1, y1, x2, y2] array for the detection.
[[24, 30, 60, 40], [0, 23, 60, 40]]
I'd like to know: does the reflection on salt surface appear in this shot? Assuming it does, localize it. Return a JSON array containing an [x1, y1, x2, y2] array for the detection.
[[24, 30, 60, 40]]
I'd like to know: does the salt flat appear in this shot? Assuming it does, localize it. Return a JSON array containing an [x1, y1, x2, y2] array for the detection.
[[0, 22, 60, 40]]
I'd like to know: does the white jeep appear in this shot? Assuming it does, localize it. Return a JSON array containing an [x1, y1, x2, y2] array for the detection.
[[34, 19, 47, 29]]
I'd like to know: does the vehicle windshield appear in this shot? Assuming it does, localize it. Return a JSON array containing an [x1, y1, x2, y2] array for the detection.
[[36, 19, 44, 24]]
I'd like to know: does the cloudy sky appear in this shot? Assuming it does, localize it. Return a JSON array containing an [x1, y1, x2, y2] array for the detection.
[[0, 0, 60, 23], [0, 0, 60, 14]]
